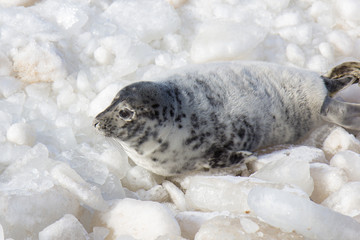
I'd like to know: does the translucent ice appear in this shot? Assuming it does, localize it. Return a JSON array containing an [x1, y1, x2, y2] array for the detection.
[[322, 127, 360, 158], [6, 122, 36, 146], [104, 0, 180, 43], [322, 182, 360, 217], [50, 162, 107, 211], [330, 150, 360, 181], [38, 214, 88, 240], [101, 198, 181, 240], [195, 215, 304, 240], [248, 187, 360, 240], [251, 154, 314, 196], [310, 163, 347, 203], [335, 0, 360, 23], [183, 176, 307, 214]]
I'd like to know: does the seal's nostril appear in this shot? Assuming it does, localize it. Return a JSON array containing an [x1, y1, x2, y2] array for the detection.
[[93, 120, 100, 128]]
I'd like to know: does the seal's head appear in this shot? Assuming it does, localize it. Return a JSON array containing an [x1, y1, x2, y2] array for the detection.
[[93, 81, 177, 154]]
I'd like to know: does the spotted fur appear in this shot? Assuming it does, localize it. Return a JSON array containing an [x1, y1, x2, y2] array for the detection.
[[94, 61, 359, 176]]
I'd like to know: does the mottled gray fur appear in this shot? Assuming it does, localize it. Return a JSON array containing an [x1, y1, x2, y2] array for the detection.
[[94, 61, 360, 176]]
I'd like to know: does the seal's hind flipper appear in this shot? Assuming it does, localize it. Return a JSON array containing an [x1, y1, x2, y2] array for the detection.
[[321, 96, 360, 130], [322, 61, 360, 96]]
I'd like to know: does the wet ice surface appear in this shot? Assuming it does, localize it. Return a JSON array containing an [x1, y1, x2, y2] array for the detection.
[[1, 0, 360, 239]]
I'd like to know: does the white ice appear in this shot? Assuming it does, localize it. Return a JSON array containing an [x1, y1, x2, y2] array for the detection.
[[1, 0, 360, 239]]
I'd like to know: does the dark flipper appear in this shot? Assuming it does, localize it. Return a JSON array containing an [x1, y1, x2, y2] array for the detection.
[[321, 96, 360, 130], [322, 62, 360, 96]]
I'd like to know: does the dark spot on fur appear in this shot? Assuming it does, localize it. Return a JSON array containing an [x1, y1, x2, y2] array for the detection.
[[159, 142, 169, 152]]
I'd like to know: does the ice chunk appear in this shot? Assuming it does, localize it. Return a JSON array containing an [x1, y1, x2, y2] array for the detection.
[[104, 0, 180, 43], [327, 30, 353, 56], [278, 24, 312, 45], [310, 163, 347, 203], [123, 166, 164, 191], [330, 150, 360, 181], [335, 0, 360, 23], [6, 122, 36, 146], [50, 162, 107, 211], [0, 51, 12, 76], [38, 214, 88, 240], [163, 180, 186, 211], [90, 227, 110, 240], [100, 174, 126, 201], [100, 148, 130, 180], [306, 55, 328, 73], [318, 42, 334, 61], [0, 186, 80, 239], [183, 176, 307, 214], [286, 43, 305, 67], [101, 198, 181, 240], [322, 127, 360, 158], [250, 146, 326, 172], [88, 83, 122, 117], [0, 76, 22, 98], [176, 211, 227, 240], [251, 155, 314, 196], [94, 46, 114, 65], [195, 215, 304, 240], [191, 21, 267, 63], [322, 182, 360, 217], [248, 187, 360, 240], [12, 42, 67, 83]]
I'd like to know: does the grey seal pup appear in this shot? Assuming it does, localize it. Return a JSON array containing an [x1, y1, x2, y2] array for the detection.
[[94, 61, 360, 176]]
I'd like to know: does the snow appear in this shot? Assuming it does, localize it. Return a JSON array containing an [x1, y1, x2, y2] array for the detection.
[[0, 0, 360, 239]]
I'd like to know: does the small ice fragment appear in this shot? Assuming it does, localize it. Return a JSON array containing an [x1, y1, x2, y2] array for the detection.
[[335, 0, 360, 23], [6, 122, 36, 146], [310, 163, 347, 203], [322, 127, 360, 158], [163, 180, 187, 211], [101, 198, 181, 240], [251, 156, 314, 196], [38, 214, 88, 240], [100, 148, 130, 180], [322, 182, 360, 217], [248, 187, 360, 240], [184, 176, 307, 214], [90, 227, 109, 240], [50, 162, 107, 211], [123, 166, 164, 191], [330, 150, 360, 181], [327, 30, 353, 56], [0, 76, 22, 98], [88, 83, 122, 117], [195, 215, 304, 240], [286, 43, 305, 66], [176, 211, 226, 240], [191, 21, 267, 63]]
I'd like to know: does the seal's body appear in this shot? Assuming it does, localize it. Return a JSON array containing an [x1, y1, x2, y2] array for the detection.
[[94, 61, 360, 176]]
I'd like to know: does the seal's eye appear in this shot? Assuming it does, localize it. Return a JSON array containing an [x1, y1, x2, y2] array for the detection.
[[119, 108, 134, 120]]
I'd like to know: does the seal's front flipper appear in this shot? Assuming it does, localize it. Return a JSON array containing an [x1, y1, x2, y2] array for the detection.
[[322, 62, 360, 96], [321, 96, 360, 130], [208, 150, 256, 169]]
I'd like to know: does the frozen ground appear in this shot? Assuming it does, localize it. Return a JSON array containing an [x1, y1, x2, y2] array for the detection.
[[1, 0, 360, 239]]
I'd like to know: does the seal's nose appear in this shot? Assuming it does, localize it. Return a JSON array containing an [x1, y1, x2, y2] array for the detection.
[[93, 118, 100, 129]]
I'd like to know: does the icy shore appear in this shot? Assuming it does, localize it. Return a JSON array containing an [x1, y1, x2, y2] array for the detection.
[[1, 0, 360, 239]]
